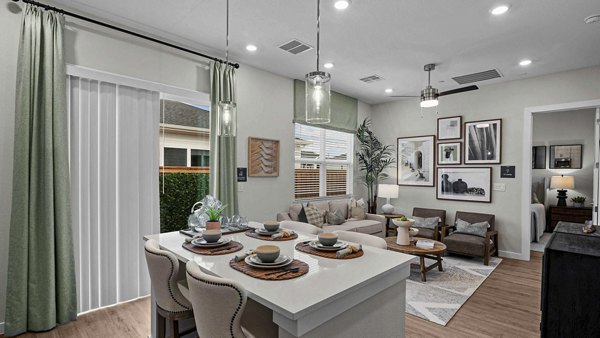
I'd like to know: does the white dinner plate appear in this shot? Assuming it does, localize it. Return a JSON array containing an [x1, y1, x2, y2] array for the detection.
[[245, 255, 292, 269], [191, 237, 231, 247], [309, 240, 348, 252]]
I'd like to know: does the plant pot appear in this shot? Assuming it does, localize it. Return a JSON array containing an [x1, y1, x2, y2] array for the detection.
[[368, 200, 377, 214], [205, 220, 221, 230], [573, 202, 584, 208]]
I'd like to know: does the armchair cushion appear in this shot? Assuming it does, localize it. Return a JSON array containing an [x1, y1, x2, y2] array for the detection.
[[413, 216, 439, 229], [455, 218, 489, 237], [415, 228, 436, 240], [444, 233, 493, 257]]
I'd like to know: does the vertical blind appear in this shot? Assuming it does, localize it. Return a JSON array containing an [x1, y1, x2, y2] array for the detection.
[[68, 76, 160, 313]]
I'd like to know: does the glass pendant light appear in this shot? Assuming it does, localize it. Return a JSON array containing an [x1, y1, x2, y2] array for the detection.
[[305, 0, 331, 124], [218, 0, 237, 137]]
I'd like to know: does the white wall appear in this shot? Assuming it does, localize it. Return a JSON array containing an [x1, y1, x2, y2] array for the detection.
[[533, 109, 596, 206], [371, 66, 600, 258]]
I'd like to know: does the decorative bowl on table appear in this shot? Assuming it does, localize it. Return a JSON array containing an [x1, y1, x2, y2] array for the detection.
[[408, 227, 419, 239], [392, 218, 415, 245]]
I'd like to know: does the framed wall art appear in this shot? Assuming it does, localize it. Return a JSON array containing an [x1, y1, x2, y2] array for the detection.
[[549, 144, 582, 169], [436, 167, 492, 203], [437, 116, 462, 140], [437, 142, 462, 165], [248, 137, 280, 177], [532, 146, 546, 169], [464, 119, 502, 164], [397, 135, 435, 187]]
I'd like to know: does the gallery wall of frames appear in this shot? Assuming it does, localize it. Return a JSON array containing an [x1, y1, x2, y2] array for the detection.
[[397, 115, 502, 203]]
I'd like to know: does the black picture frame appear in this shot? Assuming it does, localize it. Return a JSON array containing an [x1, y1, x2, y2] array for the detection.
[[436, 167, 492, 203], [464, 119, 502, 164], [532, 146, 546, 169], [437, 116, 462, 140], [549, 144, 582, 169], [397, 135, 436, 187]]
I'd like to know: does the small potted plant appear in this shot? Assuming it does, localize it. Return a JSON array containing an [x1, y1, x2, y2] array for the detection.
[[571, 196, 586, 208], [205, 205, 227, 230]]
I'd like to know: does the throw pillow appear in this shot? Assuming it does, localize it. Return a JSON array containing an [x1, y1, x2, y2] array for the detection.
[[289, 204, 303, 221], [304, 205, 324, 227], [350, 204, 367, 220], [298, 205, 309, 223], [326, 209, 345, 225], [308, 202, 328, 223], [413, 216, 439, 229], [455, 218, 489, 237]]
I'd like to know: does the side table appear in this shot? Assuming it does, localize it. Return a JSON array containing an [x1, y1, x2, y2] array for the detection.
[[381, 213, 404, 237]]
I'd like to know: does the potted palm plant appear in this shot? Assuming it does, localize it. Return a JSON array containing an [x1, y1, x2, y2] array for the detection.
[[356, 119, 396, 214], [205, 205, 227, 230]]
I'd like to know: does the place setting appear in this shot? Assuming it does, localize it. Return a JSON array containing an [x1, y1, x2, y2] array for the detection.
[[244, 221, 298, 241], [295, 233, 364, 259], [182, 229, 244, 255], [229, 245, 309, 281]]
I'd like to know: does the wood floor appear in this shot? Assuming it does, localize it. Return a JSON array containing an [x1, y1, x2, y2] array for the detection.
[[2, 252, 543, 338]]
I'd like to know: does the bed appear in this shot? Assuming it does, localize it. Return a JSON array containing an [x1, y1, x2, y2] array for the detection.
[[531, 178, 548, 243]]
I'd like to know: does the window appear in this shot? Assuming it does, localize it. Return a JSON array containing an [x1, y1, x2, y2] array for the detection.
[[164, 147, 187, 166], [294, 124, 353, 199], [191, 149, 210, 167]]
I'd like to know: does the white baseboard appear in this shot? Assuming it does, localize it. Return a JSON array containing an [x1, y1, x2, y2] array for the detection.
[[1, 321, 4, 334], [499, 250, 527, 260]]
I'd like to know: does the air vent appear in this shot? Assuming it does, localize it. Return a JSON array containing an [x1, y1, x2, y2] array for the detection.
[[278, 39, 313, 55], [359, 74, 384, 83], [452, 69, 502, 85]]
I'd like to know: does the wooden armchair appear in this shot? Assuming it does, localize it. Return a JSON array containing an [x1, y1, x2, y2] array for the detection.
[[412, 207, 447, 241], [442, 211, 498, 265]]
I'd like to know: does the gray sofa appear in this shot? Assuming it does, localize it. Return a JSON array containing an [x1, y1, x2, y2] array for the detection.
[[276, 198, 386, 237]]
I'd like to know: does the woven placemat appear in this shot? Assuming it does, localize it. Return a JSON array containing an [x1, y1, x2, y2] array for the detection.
[[295, 242, 364, 259], [229, 258, 308, 281], [244, 229, 299, 241], [182, 240, 243, 255]]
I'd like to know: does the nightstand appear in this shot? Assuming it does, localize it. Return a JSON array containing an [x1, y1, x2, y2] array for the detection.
[[548, 206, 592, 232]]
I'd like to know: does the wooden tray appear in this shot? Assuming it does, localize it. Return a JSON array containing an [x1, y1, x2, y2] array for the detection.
[[295, 242, 364, 259], [229, 258, 308, 281], [182, 240, 243, 255], [244, 229, 298, 241]]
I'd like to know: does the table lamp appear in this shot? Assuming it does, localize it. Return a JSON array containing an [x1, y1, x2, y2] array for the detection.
[[550, 175, 574, 207], [378, 184, 399, 214]]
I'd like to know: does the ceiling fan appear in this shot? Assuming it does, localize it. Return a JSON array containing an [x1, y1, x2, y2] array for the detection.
[[390, 64, 479, 108]]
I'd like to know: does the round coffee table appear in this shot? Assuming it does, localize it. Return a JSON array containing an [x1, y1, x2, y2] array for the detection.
[[385, 237, 446, 282]]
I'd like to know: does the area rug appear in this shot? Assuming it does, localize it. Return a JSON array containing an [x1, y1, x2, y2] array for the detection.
[[530, 232, 552, 252], [405, 255, 502, 326]]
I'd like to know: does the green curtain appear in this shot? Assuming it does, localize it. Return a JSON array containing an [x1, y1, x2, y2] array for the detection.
[[209, 62, 238, 216], [5, 5, 77, 336], [293, 79, 359, 133]]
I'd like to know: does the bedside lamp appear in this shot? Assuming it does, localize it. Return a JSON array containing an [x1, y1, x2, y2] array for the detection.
[[550, 175, 574, 207], [378, 184, 399, 214]]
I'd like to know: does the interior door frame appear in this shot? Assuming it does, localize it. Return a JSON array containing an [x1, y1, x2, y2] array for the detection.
[[521, 99, 600, 261]]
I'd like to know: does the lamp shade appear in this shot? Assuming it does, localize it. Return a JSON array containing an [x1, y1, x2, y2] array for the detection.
[[378, 184, 399, 199], [550, 175, 574, 189]]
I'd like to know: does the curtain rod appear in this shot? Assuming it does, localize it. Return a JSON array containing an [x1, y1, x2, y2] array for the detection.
[[11, 0, 240, 69]]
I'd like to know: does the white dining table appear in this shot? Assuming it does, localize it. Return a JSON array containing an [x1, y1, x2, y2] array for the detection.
[[144, 223, 416, 338]]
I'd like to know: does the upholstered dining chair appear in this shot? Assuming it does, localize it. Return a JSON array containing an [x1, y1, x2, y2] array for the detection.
[[186, 261, 263, 338], [144, 239, 195, 338], [280, 220, 322, 235], [442, 211, 498, 265], [412, 207, 447, 241], [332, 230, 387, 249]]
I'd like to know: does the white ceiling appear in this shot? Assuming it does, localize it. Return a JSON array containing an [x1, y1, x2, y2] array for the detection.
[[50, 0, 600, 104]]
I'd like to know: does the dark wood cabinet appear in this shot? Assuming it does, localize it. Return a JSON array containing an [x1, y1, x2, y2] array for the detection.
[[547, 206, 592, 232], [541, 222, 600, 338]]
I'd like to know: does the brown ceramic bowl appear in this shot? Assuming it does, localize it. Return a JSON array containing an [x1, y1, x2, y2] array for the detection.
[[203, 229, 222, 243], [263, 221, 280, 232], [255, 245, 280, 263], [318, 233, 339, 246]]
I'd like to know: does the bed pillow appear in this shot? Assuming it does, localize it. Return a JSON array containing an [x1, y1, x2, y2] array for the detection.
[[532, 192, 540, 204], [455, 218, 489, 237]]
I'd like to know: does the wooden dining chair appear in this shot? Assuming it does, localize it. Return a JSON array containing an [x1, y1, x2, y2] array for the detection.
[[144, 239, 195, 338], [332, 230, 387, 249]]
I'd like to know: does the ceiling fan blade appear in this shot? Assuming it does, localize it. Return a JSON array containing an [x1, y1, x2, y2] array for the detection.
[[438, 85, 479, 97], [389, 95, 419, 98]]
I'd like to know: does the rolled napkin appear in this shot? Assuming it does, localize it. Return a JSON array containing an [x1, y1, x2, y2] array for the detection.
[[271, 229, 295, 239], [184, 234, 203, 243], [234, 250, 255, 262], [336, 244, 362, 258]]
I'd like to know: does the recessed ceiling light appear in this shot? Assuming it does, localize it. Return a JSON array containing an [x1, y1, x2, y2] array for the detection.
[[385, 88, 393, 94], [584, 14, 600, 24], [519, 59, 532, 66], [334, 0, 350, 10], [490, 5, 510, 16], [324, 62, 334, 69], [245, 44, 257, 52]]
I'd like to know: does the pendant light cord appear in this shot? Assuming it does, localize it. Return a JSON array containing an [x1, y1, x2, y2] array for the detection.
[[316, 0, 320, 72]]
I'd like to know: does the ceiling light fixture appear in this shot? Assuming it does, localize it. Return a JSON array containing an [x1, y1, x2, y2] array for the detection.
[[245, 44, 257, 52], [420, 64, 439, 108], [305, 0, 331, 125], [385, 88, 393, 94], [519, 59, 532, 66], [584, 14, 600, 24], [334, 0, 350, 10], [324, 62, 334, 69], [218, 0, 237, 137], [490, 5, 510, 16]]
